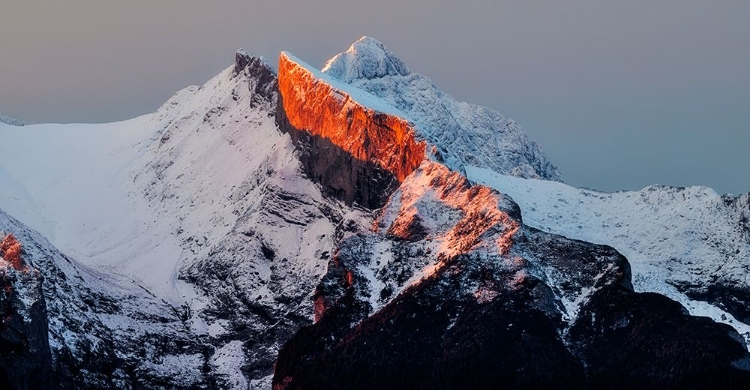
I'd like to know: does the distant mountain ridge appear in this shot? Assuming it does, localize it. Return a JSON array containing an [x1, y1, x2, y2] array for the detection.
[[0, 113, 25, 126]]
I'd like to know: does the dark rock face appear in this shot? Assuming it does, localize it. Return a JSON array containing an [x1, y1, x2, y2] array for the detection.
[[569, 287, 750, 388], [234, 49, 253, 74], [674, 282, 750, 325], [275, 258, 585, 390], [0, 235, 53, 390], [234, 50, 278, 108], [276, 107, 400, 209], [1, 212, 221, 389], [275, 246, 750, 389]]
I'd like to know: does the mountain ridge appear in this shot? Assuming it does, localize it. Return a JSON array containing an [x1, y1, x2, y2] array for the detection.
[[0, 113, 25, 126]]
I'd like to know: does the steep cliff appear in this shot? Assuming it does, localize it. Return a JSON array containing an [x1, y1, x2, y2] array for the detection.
[[276, 51, 427, 209]]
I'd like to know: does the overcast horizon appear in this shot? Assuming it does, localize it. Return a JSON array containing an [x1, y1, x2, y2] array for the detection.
[[1, 0, 748, 194]]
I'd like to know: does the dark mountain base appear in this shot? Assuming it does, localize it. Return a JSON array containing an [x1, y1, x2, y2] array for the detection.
[[274, 257, 750, 390]]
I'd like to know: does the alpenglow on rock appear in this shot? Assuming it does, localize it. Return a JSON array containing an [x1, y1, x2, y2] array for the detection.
[[322, 36, 563, 181], [276, 51, 427, 209], [1, 36, 749, 389]]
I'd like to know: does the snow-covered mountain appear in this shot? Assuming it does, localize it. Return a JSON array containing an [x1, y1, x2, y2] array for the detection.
[[467, 166, 750, 344], [322, 37, 562, 181], [0, 37, 748, 388], [0, 51, 377, 388]]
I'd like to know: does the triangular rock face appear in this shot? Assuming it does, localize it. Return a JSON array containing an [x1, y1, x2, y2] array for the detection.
[[276, 51, 426, 209]]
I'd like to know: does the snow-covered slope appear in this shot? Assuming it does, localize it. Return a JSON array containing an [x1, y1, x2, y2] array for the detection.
[[0, 104, 184, 300], [0, 207, 220, 388], [466, 166, 750, 345], [322, 37, 562, 181]]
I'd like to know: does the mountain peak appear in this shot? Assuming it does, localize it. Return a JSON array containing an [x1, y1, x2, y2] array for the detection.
[[234, 48, 273, 75], [319, 37, 563, 182], [322, 36, 410, 83]]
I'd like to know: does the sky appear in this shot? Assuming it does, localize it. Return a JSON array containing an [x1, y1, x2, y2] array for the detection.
[[1, 0, 748, 194]]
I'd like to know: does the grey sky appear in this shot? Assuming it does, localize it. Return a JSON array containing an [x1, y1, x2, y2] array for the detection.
[[1, 0, 748, 194]]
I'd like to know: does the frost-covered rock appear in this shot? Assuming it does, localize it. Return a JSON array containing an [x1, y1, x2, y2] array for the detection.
[[322, 36, 411, 82]]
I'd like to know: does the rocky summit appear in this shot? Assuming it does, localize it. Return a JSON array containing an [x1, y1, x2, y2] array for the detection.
[[0, 37, 748, 389]]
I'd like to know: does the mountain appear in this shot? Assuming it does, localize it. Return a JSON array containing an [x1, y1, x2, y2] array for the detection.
[[273, 161, 750, 388], [467, 167, 750, 343], [0, 37, 748, 388], [321, 37, 562, 181], [0, 51, 360, 388]]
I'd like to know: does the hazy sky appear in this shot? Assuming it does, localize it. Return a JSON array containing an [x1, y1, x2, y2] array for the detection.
[[1, 0, 748, 194]]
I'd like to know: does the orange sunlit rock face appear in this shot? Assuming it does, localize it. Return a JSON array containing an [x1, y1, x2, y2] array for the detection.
[[277, 52, 426, 208], [1, 233, 24, 270], [380, 162, 521, 257]]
